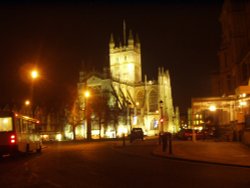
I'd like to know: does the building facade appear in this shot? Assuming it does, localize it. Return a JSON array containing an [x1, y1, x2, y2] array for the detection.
[[194, 0, 250, 144], [212, 0, 250, 96], [76, 22, 179, 138]]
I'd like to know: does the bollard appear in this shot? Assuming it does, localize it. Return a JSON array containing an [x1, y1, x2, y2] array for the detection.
[[162, 133, 168, 152]]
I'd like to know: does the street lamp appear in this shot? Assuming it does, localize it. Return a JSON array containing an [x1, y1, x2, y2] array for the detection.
[[31, 70, 39, 80], [158, 100, 164, 144], [127, 101, 132, 132], [209, 105, 217, 112], [23, 99, 31, 116], [84, 90, 90, 98], [29, 69, 39, 117], [159, 100, 164, 133], [25, 100, 30, 106], [84, 90, 91, 141]]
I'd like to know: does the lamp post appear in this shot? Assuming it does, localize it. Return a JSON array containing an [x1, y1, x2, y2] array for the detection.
[[159, 100, 164, 133], [23, 99, 31, 116], [159, 100, 164, 144], [31, 70, 39, 80], [25, 100, 30, 106], [29, 69, 39, 117], [127, 101, 132, 132], [84, 90, 91, 141]]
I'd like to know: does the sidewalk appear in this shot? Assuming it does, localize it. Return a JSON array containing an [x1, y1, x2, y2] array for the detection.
[[153, 140, 250, 167]]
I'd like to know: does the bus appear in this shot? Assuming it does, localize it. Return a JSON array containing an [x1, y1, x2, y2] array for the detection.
[[0, 111, 42, 156]]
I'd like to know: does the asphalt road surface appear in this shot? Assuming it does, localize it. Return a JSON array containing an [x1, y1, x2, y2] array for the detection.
[[1, 139, 250, 188]]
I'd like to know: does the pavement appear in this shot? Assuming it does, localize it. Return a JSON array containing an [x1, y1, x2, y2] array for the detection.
[[152, 140, 250, 167]]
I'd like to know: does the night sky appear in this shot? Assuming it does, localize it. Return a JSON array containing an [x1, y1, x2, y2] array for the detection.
[[0, 0, 223, 113]]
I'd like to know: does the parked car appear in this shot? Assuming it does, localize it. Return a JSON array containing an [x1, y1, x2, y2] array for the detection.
[[176, 129, 205, 140], [202, 128, 215, 138], [130, 128, 144, 142]]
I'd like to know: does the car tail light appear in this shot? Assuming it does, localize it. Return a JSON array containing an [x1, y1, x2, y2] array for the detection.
[[10, 134, 16, 144]]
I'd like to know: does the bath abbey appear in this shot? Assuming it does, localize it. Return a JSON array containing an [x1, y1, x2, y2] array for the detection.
[[76, 22, 180, 138]]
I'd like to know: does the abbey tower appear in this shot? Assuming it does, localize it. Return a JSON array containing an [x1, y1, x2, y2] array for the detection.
[[109, 21, 142, 84], [77, 22, 179, 138]]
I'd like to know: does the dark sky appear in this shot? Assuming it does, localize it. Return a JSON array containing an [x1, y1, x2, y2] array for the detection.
[[0, 0, 223, 113]]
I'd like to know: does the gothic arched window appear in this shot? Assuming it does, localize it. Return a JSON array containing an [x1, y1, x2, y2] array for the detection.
[[149, 90, 158, 112], [136, 90, 145, 108]]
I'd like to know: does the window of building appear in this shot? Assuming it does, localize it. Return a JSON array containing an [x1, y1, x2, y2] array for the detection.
[[149, 90, 158, 112], [136, 91, 145, 108]]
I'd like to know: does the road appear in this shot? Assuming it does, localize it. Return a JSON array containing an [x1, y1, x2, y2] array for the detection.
[[1, 139, 250, 188]]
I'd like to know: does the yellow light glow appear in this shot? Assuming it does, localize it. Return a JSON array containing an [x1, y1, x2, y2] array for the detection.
[[84, 91, 90, 98], [25, 100, 30, 106], [133, 116, 137, 125], [128, 63, 134, 71], [31, 70, 39, 79], [117, 126, 128, 136], [56, 134, 62, 141], [209, 105, 216, 111], [240, 101, 247, 106], [91, 130, 100, 136], [241, 93, 246, 98], [3, 118, 8, 124]]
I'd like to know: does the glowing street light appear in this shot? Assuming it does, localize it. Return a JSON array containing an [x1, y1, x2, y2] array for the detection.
[[29, 69, 39, 117], [84, 90, 90, 98], [31, 70, 39, 80], [25, 100, 30, 106], [84, 90, 92, 141], [209, 105, 217, 112]]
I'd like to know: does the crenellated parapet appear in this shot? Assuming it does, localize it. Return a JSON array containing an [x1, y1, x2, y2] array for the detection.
[[109, 21, 142, 84]]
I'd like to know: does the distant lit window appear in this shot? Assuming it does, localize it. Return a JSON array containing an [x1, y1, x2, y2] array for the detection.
[[150, 118, 158, 130], [0, 117, 13, 132], [209, 105, 216, 112]]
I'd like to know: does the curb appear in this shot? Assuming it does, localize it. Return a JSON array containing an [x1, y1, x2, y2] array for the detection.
[[152, 150, 250, 168]]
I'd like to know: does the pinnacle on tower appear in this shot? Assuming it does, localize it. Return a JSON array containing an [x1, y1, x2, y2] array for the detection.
[[135, 33, 141, 49], [123, 20, 126, 46], [128, 29, 134, 47], [109, 33, 115, 49]]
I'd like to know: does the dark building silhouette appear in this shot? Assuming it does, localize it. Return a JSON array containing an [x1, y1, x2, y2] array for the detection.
[[212, 0, 250, 96]]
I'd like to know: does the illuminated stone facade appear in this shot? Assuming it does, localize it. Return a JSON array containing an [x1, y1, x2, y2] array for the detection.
[[77, 22, 179, 138]]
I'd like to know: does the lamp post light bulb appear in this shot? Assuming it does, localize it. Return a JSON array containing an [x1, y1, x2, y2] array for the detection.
[[31, 70, 38, 79], [84, 91, 90, 98], [25, 100, 30, 106]]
